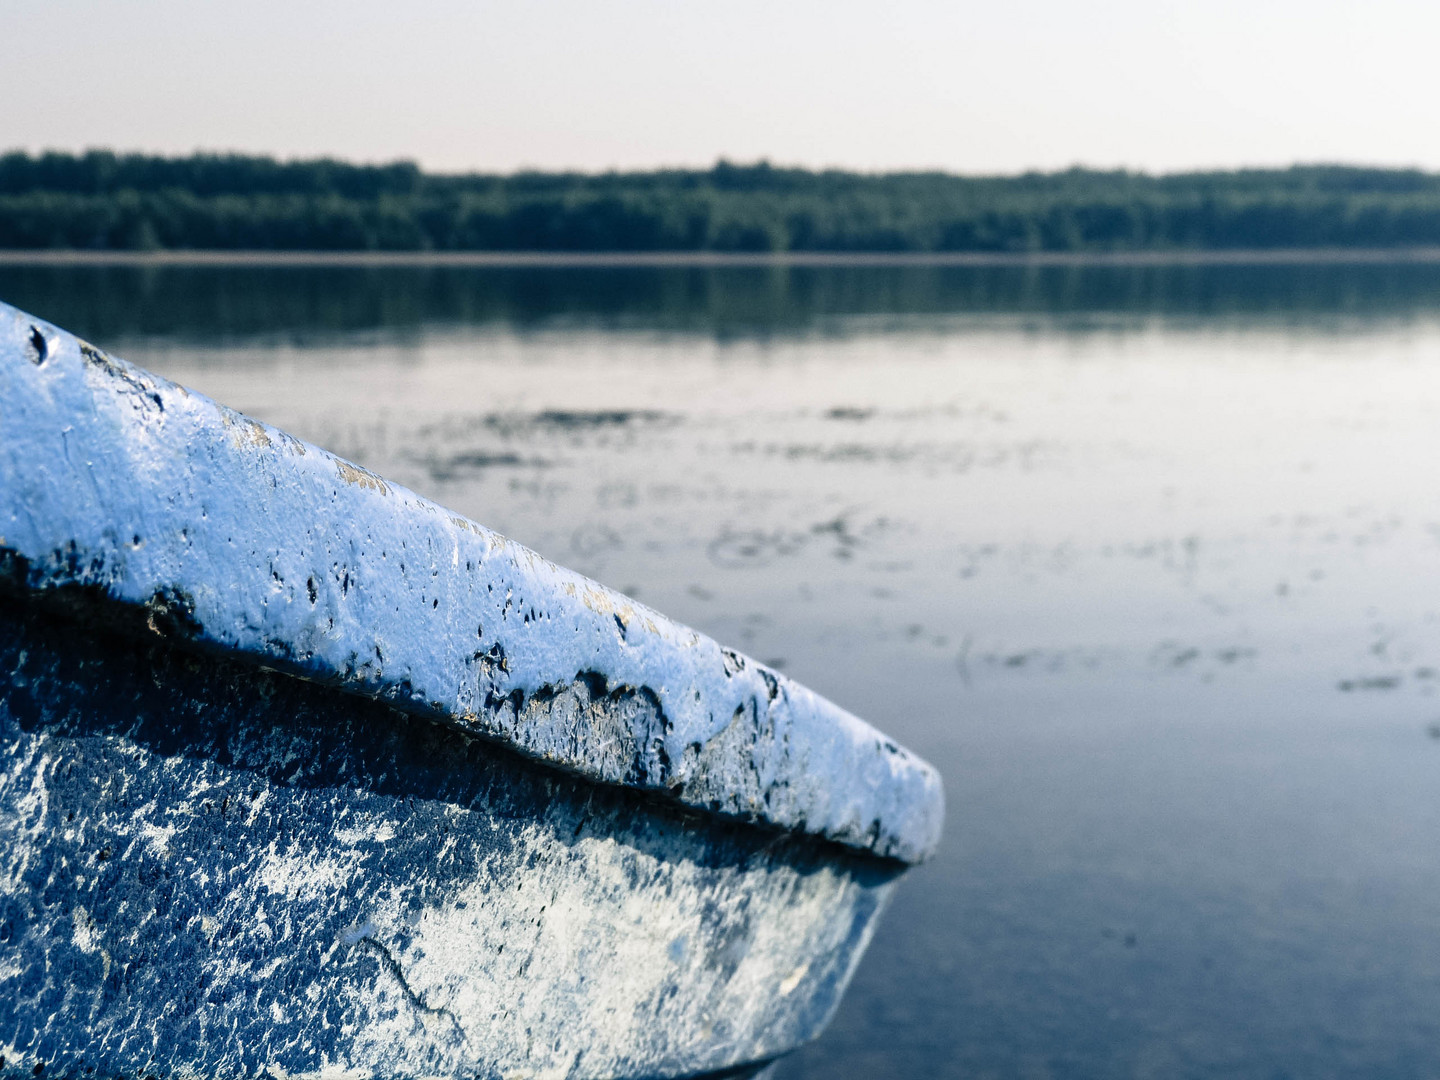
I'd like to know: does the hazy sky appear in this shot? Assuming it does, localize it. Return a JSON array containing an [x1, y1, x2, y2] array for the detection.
[[5, 0, 1438, 175]]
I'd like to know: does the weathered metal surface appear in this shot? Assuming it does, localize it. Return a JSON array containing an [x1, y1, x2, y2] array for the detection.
[[0, 302, 941, 866], [0, 595, 896, 1078], [0, 300, 942, 1078]]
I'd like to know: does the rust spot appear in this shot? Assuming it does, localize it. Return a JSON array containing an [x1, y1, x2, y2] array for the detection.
[[221, 411, 272, 449], [577, 585, 661, 637], [449, 516, 477, 535], [335, 459, 390, 495], [580, 587, 615, 617], [144, 586, 202, 640]]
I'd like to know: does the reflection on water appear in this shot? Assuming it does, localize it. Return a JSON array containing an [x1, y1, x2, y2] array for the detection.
[[12, 260, 1440, 343], [10, 264, 1440, 1078]]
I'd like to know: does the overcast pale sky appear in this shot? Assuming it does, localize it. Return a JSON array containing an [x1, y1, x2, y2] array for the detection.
[[4, 0, 1437, 175]]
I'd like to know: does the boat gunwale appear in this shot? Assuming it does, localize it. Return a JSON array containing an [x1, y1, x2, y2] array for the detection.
[[0, 301, 943, 864]]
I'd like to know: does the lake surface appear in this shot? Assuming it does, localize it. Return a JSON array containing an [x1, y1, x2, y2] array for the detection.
[[9, 261, 1440, 1078]]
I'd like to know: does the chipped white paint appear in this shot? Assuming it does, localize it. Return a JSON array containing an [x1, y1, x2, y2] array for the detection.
[[0, 300, 942, 865]]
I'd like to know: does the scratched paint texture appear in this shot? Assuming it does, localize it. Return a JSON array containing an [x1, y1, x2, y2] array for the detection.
[[0, 302, 941, 866]]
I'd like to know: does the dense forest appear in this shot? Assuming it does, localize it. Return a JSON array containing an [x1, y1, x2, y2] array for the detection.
[[6, 151, 1440, 252]]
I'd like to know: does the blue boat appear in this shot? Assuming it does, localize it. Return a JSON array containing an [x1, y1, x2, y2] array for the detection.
[[0, 300, 942, 1079]]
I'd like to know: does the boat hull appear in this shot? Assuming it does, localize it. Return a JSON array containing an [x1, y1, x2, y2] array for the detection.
[[0, 595, 898, 1079], [0, 299, 939, 1079]]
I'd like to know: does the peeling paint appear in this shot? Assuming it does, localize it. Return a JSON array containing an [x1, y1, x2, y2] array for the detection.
[[0, 301, 942, 865]]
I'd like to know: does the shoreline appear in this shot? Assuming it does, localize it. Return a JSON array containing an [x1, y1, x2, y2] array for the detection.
[[7, 247, 1440, 268]]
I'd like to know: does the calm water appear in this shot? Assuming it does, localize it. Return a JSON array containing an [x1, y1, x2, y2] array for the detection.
[[10, 262, 1440, 1078]]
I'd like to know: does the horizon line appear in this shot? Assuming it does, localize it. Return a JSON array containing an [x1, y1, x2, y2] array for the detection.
[[4, 148, 1438, 182], [8, 248, 1440, 268]]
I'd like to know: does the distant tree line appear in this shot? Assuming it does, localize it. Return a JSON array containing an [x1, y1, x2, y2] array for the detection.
[[6, 151, 1440, 252]]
